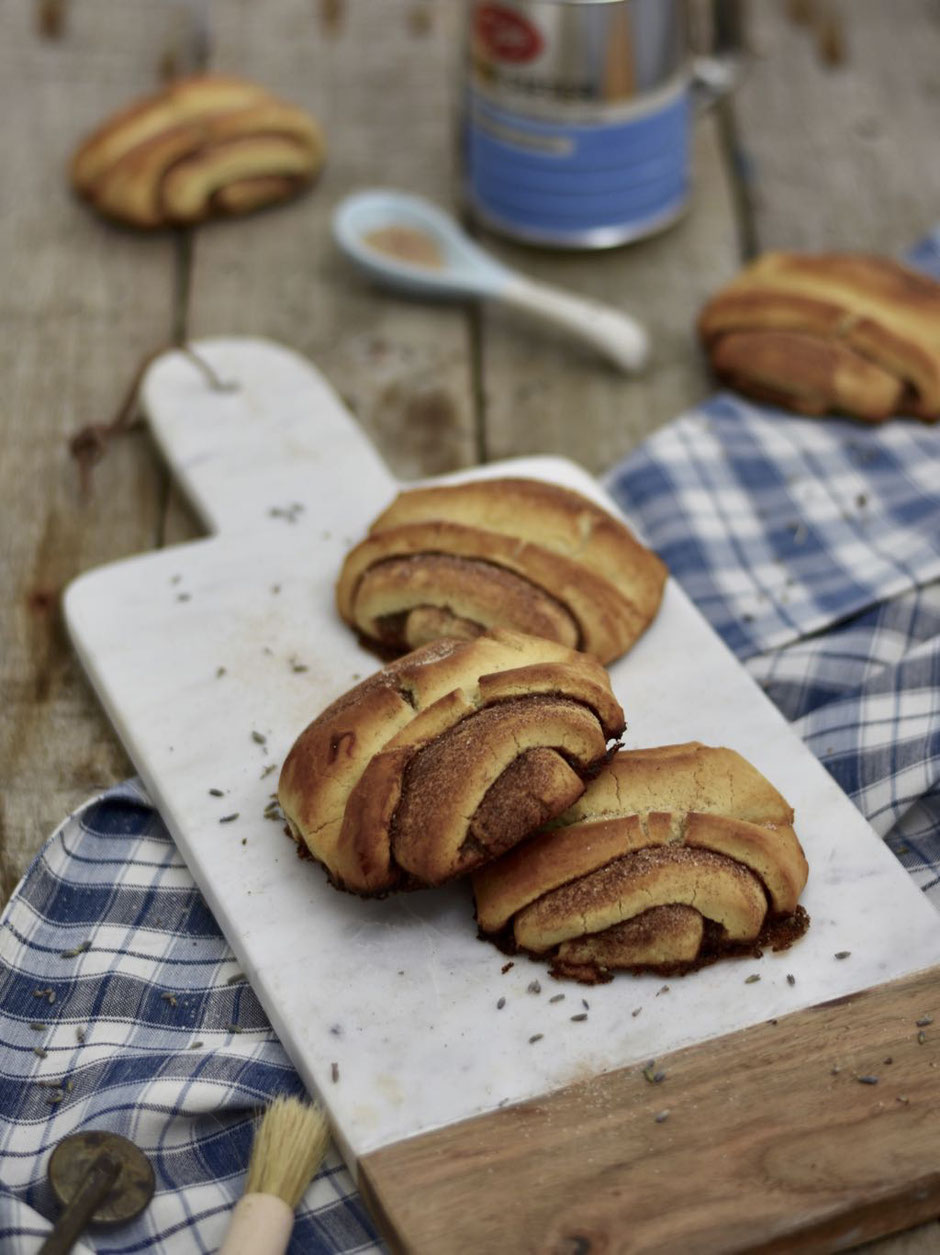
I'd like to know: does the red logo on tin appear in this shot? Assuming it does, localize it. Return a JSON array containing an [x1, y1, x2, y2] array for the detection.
[[475, 3, 543, 63]]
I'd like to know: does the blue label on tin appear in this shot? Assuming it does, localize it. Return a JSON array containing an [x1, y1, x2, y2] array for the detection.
[[465, 82, 690, 246]]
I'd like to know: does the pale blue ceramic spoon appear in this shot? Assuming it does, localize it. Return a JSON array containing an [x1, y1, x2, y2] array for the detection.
[[333, 189, 650, 374]]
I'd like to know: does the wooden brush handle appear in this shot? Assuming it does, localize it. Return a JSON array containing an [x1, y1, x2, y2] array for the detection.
[[218, 1193, 295, 1255]]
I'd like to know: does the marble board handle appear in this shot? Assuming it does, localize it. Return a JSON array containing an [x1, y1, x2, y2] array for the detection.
[[139, 337, 396, 537]]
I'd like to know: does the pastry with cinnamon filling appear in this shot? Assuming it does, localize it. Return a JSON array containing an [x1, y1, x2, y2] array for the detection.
[[336, 478, 667, 665], [699, 251, 940, 421], [278, 628, 624, 895], [70, 74, 325, 228], [473, 742, 809, 982]]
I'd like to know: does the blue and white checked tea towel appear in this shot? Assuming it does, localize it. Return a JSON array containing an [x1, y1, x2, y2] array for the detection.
[[604, 398, 940, 900], [2, 226, 939, 1252], [0, 779, 382, 1255]]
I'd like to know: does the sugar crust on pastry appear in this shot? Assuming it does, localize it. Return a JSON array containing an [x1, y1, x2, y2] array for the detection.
[[336, 478, 667, 665], [472, 742, 809, 982], [699, 251, 940, 422], [70, 74, 325, 228], [277, 628, 625, 895]]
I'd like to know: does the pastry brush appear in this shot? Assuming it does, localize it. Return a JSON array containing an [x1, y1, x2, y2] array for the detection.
[[219, 1095, 330, 1255]]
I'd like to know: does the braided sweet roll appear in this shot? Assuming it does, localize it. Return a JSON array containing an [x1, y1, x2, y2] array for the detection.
[[70, 74, 325, 228], [473, 742, 809, 983], [699, 252, 940, 421], [278, 628, 625, 895], [336, 478, 667, 665]]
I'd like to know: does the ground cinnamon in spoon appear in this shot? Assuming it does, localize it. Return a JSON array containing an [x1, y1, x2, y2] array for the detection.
[[362, 225, 444, 269]]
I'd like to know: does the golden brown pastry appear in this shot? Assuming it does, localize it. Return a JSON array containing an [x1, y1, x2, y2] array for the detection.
[[70, 74, 325, 228], [336, 478, 667, 665], [278, 628, 625, 895], [473, 742, 809, 982], [699, 252, 940, 421], [709, 330, 903, 422]]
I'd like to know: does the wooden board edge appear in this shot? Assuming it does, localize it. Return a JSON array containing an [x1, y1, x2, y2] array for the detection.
[[358, 964, 940, 1254]]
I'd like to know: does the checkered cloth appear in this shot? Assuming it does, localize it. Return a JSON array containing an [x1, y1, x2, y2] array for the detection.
[[2, 228, 939, 1251], [605, 404, 940, 905], [0, 780, 382, 1255], [603, 225, 940, 907]]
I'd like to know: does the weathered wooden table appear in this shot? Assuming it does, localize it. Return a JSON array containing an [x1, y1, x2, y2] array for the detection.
[[2, 1, 939, 1250]]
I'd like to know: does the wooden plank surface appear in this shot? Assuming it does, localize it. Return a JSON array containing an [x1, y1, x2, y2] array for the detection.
[[0, 1, 181, 902], [186, 0, 479, 483], [732, 0, 940, 255], [360, 964, 940, 1254]]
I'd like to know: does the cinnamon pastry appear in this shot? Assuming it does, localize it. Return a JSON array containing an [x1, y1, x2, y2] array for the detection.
[[336, 478, 667, 665], [699, 252, 940, 421], [472, 742, 809, 982], [277, 628, 625, 895], [70, 74, 325, 228]]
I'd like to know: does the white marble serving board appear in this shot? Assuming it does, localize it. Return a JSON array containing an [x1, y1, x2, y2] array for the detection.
[[64, 338, 940, 1169]]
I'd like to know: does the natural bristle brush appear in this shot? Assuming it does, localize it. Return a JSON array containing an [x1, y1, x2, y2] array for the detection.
[[219, 1095, 331, 1255]]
